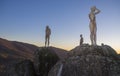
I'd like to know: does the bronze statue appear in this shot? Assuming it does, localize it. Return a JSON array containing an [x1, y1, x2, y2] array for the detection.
[[89, 6, 100, 45], [80, 34, 83, 46], [45, 25, 51, 47]]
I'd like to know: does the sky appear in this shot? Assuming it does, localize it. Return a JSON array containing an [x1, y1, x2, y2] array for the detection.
[[0, 0, 120, 53]]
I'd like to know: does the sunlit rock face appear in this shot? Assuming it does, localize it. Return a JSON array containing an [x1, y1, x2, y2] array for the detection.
[[48, 44, 120, 76], [69, 44, 118, 57]]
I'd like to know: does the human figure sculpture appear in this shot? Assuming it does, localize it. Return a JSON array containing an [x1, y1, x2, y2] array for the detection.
[[89, 6, 100, 45], [45, 25, 51, 47], [80, 34, 83, 46]]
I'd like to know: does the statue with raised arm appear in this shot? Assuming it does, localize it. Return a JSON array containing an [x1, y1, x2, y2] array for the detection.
[[45, 25, 51, 47], [89, 6, 100, 45]]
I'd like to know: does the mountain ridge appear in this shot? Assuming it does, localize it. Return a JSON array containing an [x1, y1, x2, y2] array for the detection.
[[0, 37, 68, 76]]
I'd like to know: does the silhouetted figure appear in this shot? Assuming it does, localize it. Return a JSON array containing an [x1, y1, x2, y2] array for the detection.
[[80, 34, 83, 46], [101, 43, 104, 46], [45, 25, 51, 47], [89, 6, 100, 45]]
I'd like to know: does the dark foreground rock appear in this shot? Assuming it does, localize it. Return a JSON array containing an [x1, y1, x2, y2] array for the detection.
[[6, 60, 36, 76], [48, 44, 120, 76], [34, 47, 59, 76], [5, 47, 64, 76]]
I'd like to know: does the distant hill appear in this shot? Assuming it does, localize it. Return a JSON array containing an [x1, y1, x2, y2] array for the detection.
[[0, 38, 68, 76], [0, 38, 38, 61], [0, 38, 39, 75], [0, 38, 68, 61]]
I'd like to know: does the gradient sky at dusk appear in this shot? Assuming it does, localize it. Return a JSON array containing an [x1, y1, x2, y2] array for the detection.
[[0, 0, 120, 53]]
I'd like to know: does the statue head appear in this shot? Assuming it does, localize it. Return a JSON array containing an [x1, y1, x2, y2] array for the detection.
[[80, 34, 82, 37], [46, 25, 49, 29], [91, 6, 96, 12]]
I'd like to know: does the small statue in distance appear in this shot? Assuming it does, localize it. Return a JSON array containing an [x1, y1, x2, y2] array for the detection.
[[45, 25, 51, 47], [80, 34, 83, 46]]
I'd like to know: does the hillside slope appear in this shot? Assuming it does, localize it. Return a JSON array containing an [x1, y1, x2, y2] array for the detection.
[[0, 38, 68, 76], [0, 38, 38, 61]]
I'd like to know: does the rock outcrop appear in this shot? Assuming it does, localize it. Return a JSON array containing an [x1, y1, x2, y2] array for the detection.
[[0, 38, 39, 76], [69, 44, 118, 57], [48, 44, 120, 76], [4, 46, 67, 76], [34, 47, 59, 76], [6, 60, 36, 76], [4, 43, 120, 76]]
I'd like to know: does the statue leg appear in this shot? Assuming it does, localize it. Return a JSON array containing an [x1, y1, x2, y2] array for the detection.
[[94, 34, 96, 45], [45, 36, 47, 47], [94, 28, 97, 45], [48, 36, 50, 47], [90, 32, 94, 45], [90, 24, 94, 45]]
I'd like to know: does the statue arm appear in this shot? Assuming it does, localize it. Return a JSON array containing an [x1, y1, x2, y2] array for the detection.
[[95, 8, 100, 15]]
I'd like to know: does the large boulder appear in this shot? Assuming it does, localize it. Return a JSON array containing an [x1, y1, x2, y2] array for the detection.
[[48, 44, 120, 76], [6, 60, 36, 76], [69, 44, 118, 57], [34, 47, 59, 76]]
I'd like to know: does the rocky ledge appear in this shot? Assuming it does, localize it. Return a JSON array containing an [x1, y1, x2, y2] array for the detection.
[[48, 44, 120, 76]]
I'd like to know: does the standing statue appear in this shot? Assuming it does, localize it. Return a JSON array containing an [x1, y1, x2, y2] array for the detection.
[[45, 25, 51, 47], [80, 34, 83, 46], [89, 6, 100, 45]]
